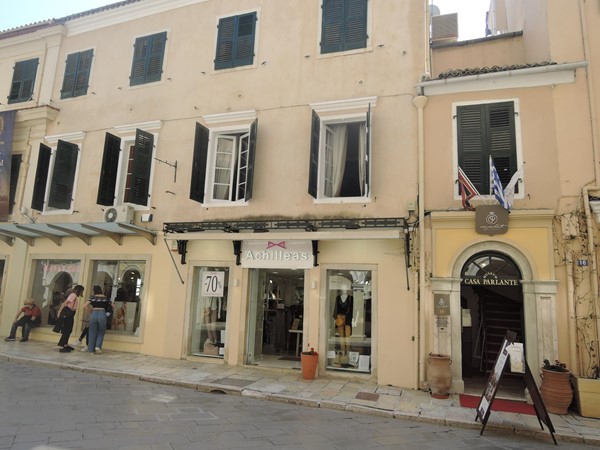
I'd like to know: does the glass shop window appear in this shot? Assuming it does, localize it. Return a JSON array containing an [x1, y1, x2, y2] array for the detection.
[[326, 269, 372, 373], [190, 266, 229, 358]]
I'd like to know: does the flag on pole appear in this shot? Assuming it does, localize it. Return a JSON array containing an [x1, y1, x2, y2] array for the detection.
[[503, 165, 524, 211], [457, 166, 479, 210], [490, 157, 509, 209]]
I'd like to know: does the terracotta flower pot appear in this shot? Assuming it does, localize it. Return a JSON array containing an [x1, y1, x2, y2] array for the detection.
[[540, 368, 573, 414], [427, 353, 452, 399], [301, 353, 318, 380]]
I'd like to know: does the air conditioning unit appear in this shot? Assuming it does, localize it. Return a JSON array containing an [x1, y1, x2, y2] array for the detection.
[[104, 205, 134, 223], [431, 13, 458, 43]]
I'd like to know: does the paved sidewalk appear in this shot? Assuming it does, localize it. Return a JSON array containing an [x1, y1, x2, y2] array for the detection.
[[1, 340, 599, 447]]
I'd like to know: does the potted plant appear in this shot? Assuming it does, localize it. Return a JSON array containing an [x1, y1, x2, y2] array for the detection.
[[301, 344, 318, 380], [426, 353, 452, 399], [540, 359, 573, 414], [573, 364, 600, 419]]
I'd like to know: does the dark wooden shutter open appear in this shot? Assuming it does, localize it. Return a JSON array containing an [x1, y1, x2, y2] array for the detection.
[[9, 154, 22, 215], [47, 140, 79, 210], [31, 144, 51, 211], [8, 59, 38, 103], [128, 129, 153, 206], [308, 111, 320, 198], [364, 104, 371, 196], [96, 133, 121, 206], [244, 119, 258, 201], [189, 123, 209, 203]]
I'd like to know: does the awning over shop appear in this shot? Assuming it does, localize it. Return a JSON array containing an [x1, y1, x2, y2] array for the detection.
[[0, 222, 157, 246]]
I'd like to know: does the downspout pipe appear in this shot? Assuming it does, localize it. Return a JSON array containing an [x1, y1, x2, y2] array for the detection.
[[413, 95, 428, 388]]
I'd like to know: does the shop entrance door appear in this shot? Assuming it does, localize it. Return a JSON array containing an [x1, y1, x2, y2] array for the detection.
[[246, 268, 305, 368], [461, 252, 525, 398]]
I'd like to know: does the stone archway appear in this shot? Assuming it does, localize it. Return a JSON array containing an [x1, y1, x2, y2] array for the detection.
[[431, 241, 557, 393]]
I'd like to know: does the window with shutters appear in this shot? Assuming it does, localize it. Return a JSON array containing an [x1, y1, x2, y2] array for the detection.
[[214, 12, 257, 70], [129, 32, 167, 86], [8, 58, 38, 104], [31, 137, 82, 213], [60, 49, 93, 99], [190, 112, 257, 205], [308, 97, 374, 202], [455, 100, 522, 197], [320, 0, 369, 54], [96, 123, 160, 208]]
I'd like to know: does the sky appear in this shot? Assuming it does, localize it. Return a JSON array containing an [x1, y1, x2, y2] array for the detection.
[[0, 0, 491, 40]]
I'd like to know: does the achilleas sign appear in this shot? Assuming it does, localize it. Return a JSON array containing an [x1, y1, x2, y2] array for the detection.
[[241, 240, 312, 269]]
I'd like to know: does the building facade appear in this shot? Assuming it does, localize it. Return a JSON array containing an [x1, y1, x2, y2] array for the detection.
[[0, 0, 425, 389]]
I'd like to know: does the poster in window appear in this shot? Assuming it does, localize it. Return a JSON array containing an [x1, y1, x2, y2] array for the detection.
[[201, 271, 225, 297]]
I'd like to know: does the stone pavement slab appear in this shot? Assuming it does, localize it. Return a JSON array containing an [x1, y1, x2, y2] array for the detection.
[[1, 339, 599, 446]]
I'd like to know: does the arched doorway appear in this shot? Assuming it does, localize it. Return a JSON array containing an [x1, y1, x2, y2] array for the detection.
[[460, 252, 525, 397]]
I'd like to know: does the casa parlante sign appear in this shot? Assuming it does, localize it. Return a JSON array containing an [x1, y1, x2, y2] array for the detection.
[[463, 273, 520, 287]]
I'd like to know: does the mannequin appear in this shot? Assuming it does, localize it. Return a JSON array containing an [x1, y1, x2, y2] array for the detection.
[[333, 290, 353, 364], [202, 296, 222, 345]]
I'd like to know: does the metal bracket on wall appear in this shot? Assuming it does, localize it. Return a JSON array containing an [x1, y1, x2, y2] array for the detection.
[[233, 240, 242, 265], [177, 240, 188, 265], [312, 240, 319, 267], [154, 157, 178, 182]]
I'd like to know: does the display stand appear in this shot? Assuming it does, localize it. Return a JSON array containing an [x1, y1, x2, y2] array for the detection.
[[475, 331, 557, 445]]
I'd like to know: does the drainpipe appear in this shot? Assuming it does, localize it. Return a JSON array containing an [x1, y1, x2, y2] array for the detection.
[[413, 95, 428, 388], [565, 248, 579, 373], [579, 0, 600, 374]]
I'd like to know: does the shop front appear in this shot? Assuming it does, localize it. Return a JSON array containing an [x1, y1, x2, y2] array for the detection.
[[428, 211, 559, 395]]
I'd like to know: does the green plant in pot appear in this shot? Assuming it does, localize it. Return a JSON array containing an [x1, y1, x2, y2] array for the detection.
[[540, 359, 573, 415]]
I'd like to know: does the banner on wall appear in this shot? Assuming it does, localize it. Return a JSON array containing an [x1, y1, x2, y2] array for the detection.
[[0, 110, 16, 221], [241, 240, 312, 269]]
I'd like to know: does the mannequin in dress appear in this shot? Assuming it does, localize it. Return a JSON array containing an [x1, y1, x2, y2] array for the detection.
[[202, 296, 222, 344], [333, 289, 353, 363]]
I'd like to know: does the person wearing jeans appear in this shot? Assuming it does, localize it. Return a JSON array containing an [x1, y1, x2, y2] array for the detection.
[[83, 285, 111, 354], [4, 299, 41, 342], [57, 285, 84, 353]]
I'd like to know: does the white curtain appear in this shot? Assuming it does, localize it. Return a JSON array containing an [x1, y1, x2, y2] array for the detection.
[[358, 123, 366, 196], [331, 124, 348, 197]]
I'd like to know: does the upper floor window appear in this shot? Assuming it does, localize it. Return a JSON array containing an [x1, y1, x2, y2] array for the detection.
[[8, 58, 38, 104], [190, 112, 257, 204], [320, 0, 368, 54], [308, 97, 374, 201], [130, 32, 167, 86], [61, 49, 93, 99], [31, 137, 82, 212], [97, 124, 159, 208], [214, 12, 257, 70], [456, 101, 519, 195]]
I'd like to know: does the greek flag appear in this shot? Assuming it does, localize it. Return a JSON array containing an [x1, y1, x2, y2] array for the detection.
[[490, 157, 508, 209]]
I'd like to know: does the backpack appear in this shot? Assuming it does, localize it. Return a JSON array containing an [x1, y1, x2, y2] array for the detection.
[[48, 307, 58, 325]]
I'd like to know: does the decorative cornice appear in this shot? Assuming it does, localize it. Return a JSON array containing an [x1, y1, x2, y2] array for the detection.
[[203, 110, 257, 125], [114, 120, 162, 135], [310, 96, 377, 113], [45, 131, 86, 146]]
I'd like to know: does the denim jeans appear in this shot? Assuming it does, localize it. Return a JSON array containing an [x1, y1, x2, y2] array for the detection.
[[88, 310, 107, 352], [9, 317, 36, 340]]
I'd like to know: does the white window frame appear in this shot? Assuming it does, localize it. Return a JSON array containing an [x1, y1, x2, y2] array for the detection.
[[310, 97, 376, 203], [452, 98, 524, 202]]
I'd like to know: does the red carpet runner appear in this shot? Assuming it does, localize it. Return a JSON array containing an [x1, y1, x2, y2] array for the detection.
[[459, 394, 536, 415]]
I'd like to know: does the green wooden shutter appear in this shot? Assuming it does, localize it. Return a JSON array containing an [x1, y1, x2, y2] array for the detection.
[[60, 53, 79, 99], [457, 104, 487, 194], [8, 59, 38, 103], [234, 13, 256, 67], [244, 119, 258, 201], [48, 140, 79, 210], [74, 49, 93, 97], [344, 0, 368, 51], [145, 32, 167, 83], [321, 0, 344, 54], [215, 16, 236, 69], [190, 123, 209, 203], [128, 129, 153, 206], [489, 102, 517, 187], [96, 133, 121, 206], [308, 111, 320, 198], [130, 36, 149, 85], [9, 154, 22, 215], [31, 144, 51, 211]]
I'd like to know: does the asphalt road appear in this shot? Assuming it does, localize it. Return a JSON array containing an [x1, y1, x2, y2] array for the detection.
[[0, 360, 590, 449]]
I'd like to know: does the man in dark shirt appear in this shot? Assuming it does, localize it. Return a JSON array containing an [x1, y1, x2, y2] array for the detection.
[[5, 299, 41, 342]]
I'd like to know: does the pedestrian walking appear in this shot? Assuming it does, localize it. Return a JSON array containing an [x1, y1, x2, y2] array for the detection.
[[57, 285, 84, 352], [4, 298, 41, 342], [83, 285, 110, 354]]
